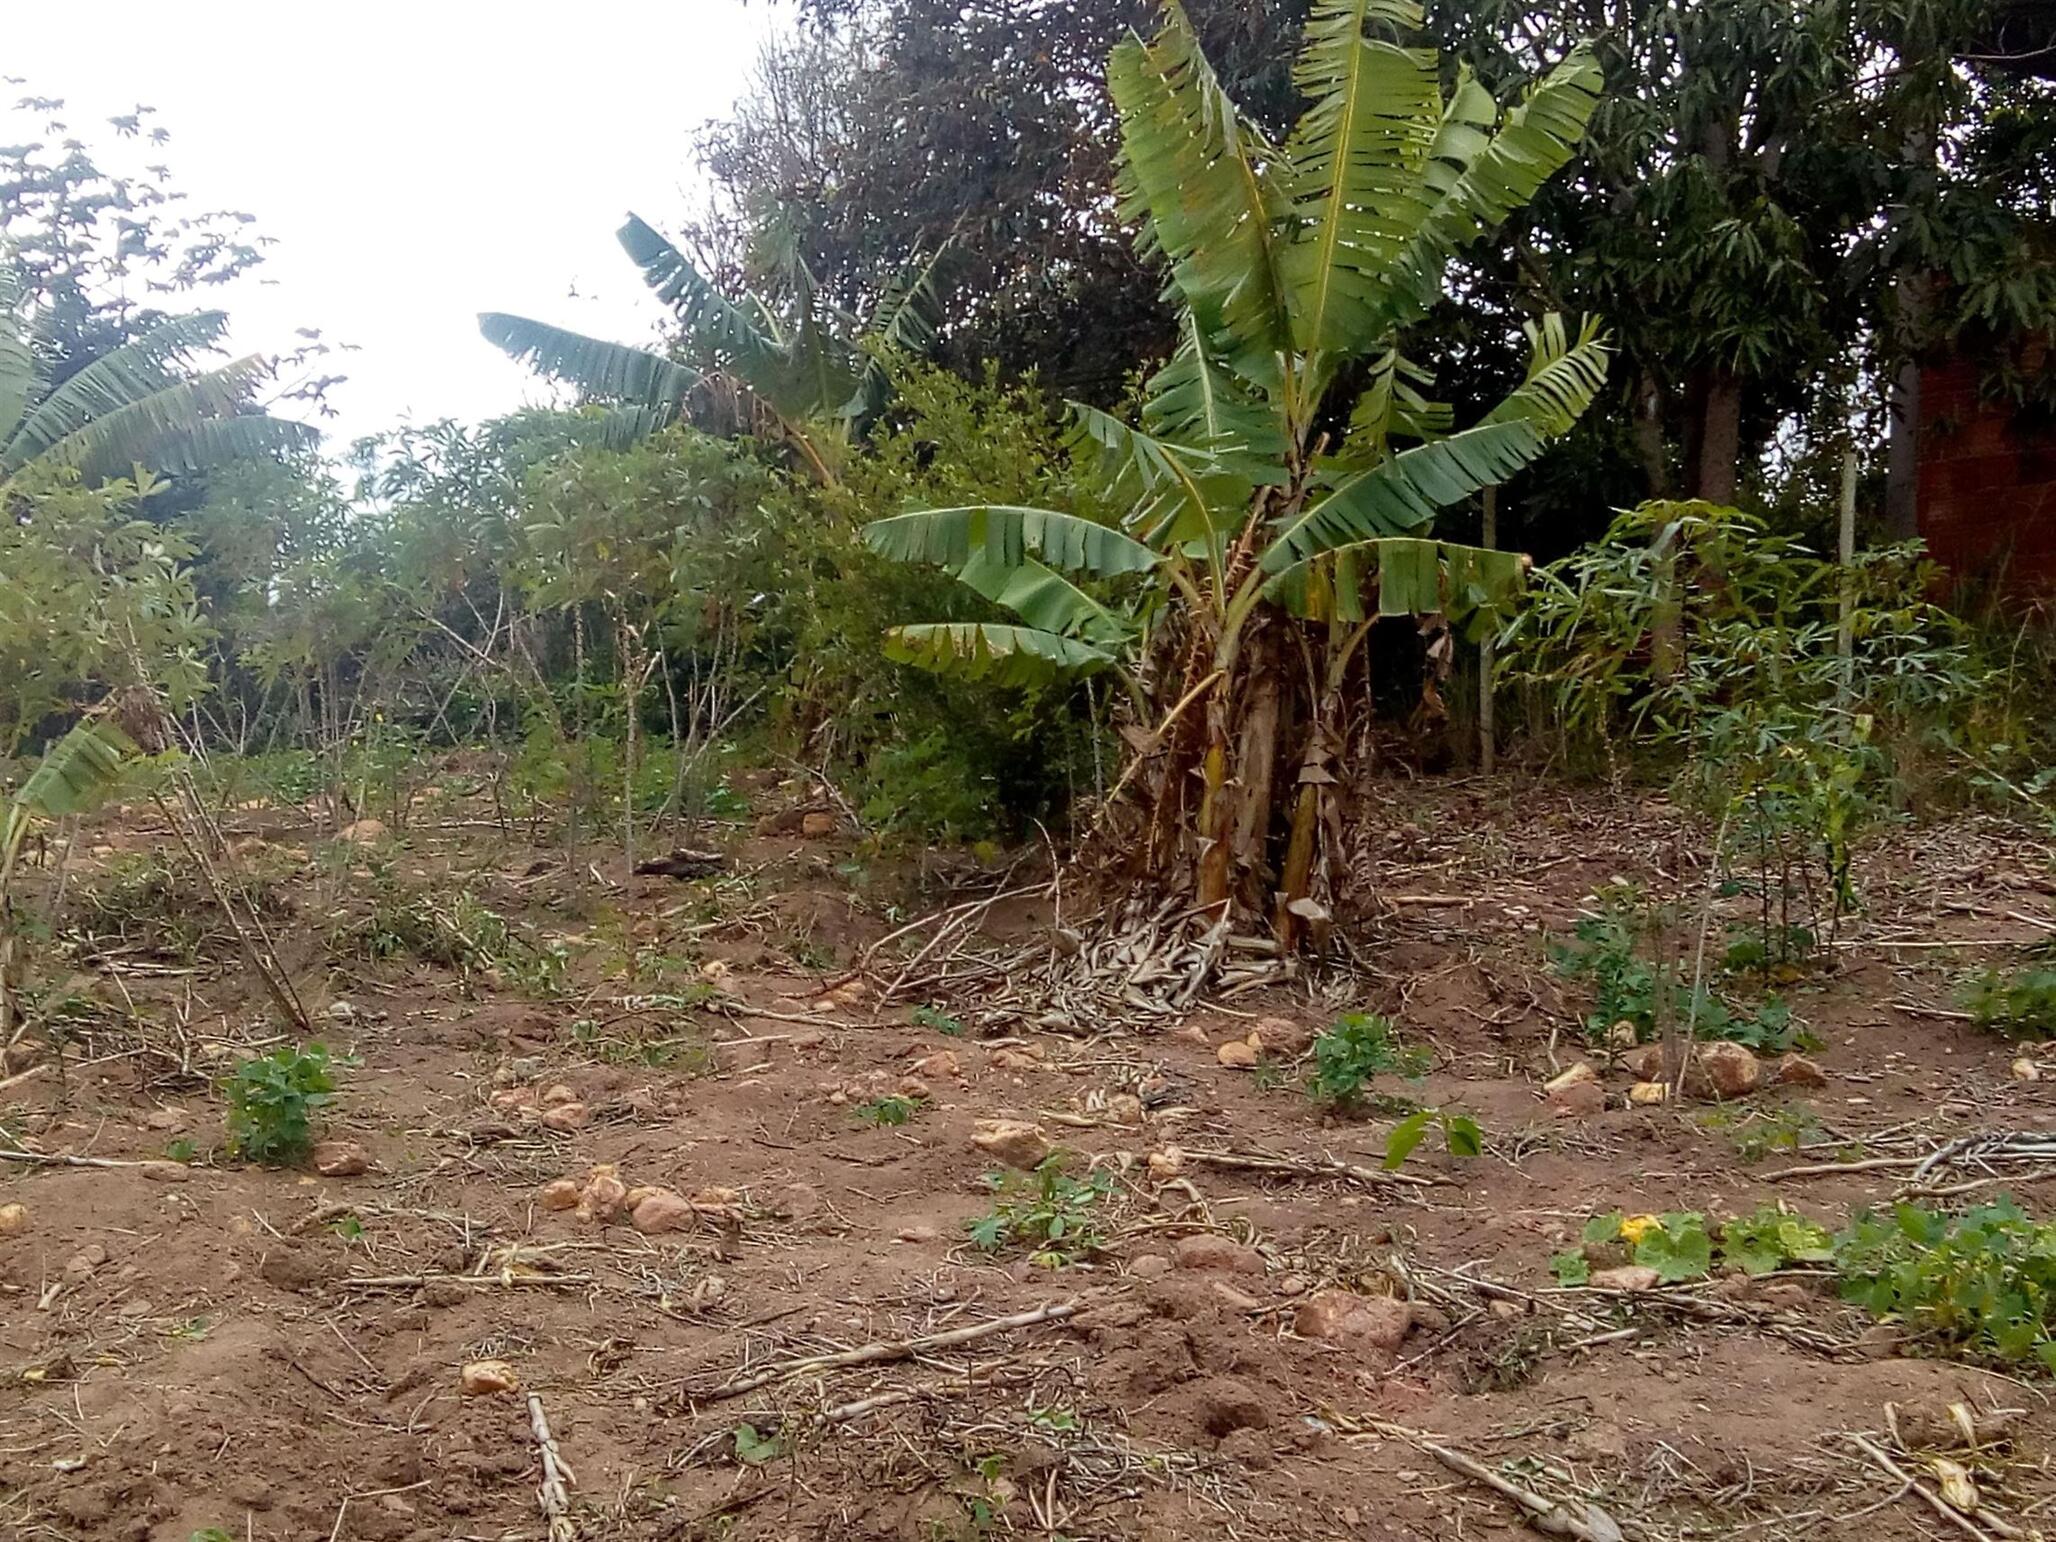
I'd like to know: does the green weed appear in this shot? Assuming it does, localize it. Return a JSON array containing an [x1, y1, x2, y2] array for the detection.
[[854, 1094, 922, 1127], [1962, 964, 2056, 1041], [968, 1158, 1113, 1268], [1308, 1013, 1428, 1112], [224, 1042, 347, 1164]]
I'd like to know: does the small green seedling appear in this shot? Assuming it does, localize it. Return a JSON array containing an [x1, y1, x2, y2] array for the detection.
[[912, 1003, 965, 1036], [968, 1158, 1114, 1268], [1718, 1204, 1832, 1276], [1308, 1013, 1427, 1112], [1963, 965, 2056, 1041], [854, 1094, 922, 1127], [1383, 1107, 1483, 1170], [224, 1042, 347, 1164], [732, 1422, 783, 1465]]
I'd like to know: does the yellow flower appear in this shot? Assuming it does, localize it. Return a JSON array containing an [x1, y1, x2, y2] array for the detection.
[[1619, 1214, 1660, 1245]]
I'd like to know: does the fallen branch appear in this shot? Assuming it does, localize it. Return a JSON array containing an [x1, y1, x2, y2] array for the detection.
[[1361, 1418, 1627, 1541], [692, 1298, 1080, 1402], [527, 1393, 577, 1542], [341, 1272, 593, 1292], [1847, 1432, 2017, 1542], [0, 1147, 154, 1170]]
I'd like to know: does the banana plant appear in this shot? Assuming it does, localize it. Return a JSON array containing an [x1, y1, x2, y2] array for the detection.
[[480, 217, 946, 485], [0, 266, 316, 494], [0, 719, 133, 1041], [866, 0, 1609, 944]]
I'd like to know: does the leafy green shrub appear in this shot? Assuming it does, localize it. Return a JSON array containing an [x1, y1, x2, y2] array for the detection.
[[1309, 1013, 1428, 1111], [1550, 890, 1808, 1051], [1962, 965, 2056, 1040], [1557, 1210, 1714, 1286], [1835, 1198, 2056, 1369], [968, 1158, 1114, 1268], [225, 1043, 345, 1164], [333, 885, 567, 995]]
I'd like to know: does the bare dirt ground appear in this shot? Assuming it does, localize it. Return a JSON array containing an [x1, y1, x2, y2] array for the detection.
[[3, 775, 2054, 1541]]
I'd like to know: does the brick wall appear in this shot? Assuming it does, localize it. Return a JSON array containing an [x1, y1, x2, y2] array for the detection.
[[1917, 353, 2056, 602]]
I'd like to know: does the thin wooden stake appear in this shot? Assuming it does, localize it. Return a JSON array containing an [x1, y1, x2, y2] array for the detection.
[[1479, 484, 1498, 775]]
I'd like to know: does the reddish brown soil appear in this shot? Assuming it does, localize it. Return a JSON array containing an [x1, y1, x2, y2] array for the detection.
[[3, 778, 2053, 1540]]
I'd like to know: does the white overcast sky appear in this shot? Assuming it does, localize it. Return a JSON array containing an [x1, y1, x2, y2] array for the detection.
[[7, 1, 773, 450]]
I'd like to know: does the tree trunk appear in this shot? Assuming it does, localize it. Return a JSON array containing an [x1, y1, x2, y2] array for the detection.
[[1690, 367, 1744, 505], [1633, 370, 1672, 499], [1883, 350, 1924, 542]]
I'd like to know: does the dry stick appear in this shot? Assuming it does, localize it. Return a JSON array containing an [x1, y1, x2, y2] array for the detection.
[[696, 1298, 1081, 1401], [527, 1392, 576, 1542], [1763, 1154, 1924, 1181], [0, 1147, 155, 1170], [341, 1272, 594, 1291], [0, 1063, 48, 1095], [1181, 1147, 1441, 1190], [1846, 1433, 2016, 1542], [1364, 1418, 1627, 1542]]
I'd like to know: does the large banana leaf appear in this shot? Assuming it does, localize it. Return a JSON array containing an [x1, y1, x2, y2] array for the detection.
[[616, 214, 796, 401], [845, 247, 950, 419], [883, 623, 1115, 687], [127, 415, 322, 479], [1264, 535, 1526, 629], [1385, 48, 1603, 327], [954, 550, 1133, 645], [1341, 346, 1453, 462], [0, 269, 31, 451], [1140, 311, 1289, 478], [478, 313, 700, 409], [1263, 418, 1549, 569], [2, 311, 234, 471], [2, 720, 135, 871], [1276, 0, 1441, 357], [33, 360, 273, 482], [1109, 6, 1290, 386], [865, 505, 1161, 579], [1482, 313, 1610, 435]]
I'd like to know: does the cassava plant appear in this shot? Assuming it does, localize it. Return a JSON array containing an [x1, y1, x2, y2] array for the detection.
[[865, 0, 1607, 945]]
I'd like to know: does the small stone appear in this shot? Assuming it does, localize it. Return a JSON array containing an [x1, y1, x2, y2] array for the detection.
[[142, 1107, 186, 1132], [1292, 1290, 1413, 1355], [1627, 1080, 1669, 1106], [577, 1166, 628, 1223], [1623, 1044, 1666, 1081], [972, 1119, 1051, 1170], [1216, 1039, 1259, 1069], [509, 1055, 545, 1080], [459, 1359, 520, 1397], [1147, 1147, 1187, 1180], [324, 1000, 358, 1024], [897, 1075, 932, 1100], [1775, 1053, 1828, 1089], [909, 1050, 960, 1080], [990, 1047, 1041, 1072], [1276, 1273, 1309, 1297], [630, 1190, 697, 1235], [537, 1179, 581, 1211], [1588, 1265, 1662, 1292], [1543, 1062, 1597, 1093], [338, 818, 388, 845], [1210, 1280, 1264, 1313], [690, 1185, 743, 1210], [539, 1084, 578, 1107], [1488, 1298, 1523, 1320], [800, 811, 837, 839], [538, 1102, 588, 1132], [2012, 1058, 2040, 1083], [0, 1203, 27, 1236], [1107, 1092, 1145, 1126], [1247, 1017, 1314, 1059], [1548, 1080, 1607, 1117], [138, 1160, 190, 1183], [1606, 1020, 1640, 1049], [488, 1087, 533, 1112], [311, 1141, 372, 1178], [1128, 1253, 1173, 1279], [1172, 1234, 1264, 1275], [1694, 1042, 1761, 1100], [1170, 1022, 1211, 1047], [895, 1223, 941, 1244], [65, 1243, 109, 1278]]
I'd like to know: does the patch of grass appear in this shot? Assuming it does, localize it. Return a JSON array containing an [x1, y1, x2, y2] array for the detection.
[[1962, 964, 2056, 1041], [331, 883, 568, 996], [1308, 1013, 1427, 1113], [968, 1157, 1113, 1268], [1700, 1103, 1821, 1164], [223, 1042, 347, 1165]]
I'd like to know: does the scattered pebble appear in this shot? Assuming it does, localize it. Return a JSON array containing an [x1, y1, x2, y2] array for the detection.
[[311, 1140, 372, 1178], [0, 1202, 27, 1237], [459, 1359, 520, 1397], [971, 1119, 1051, 1170]]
